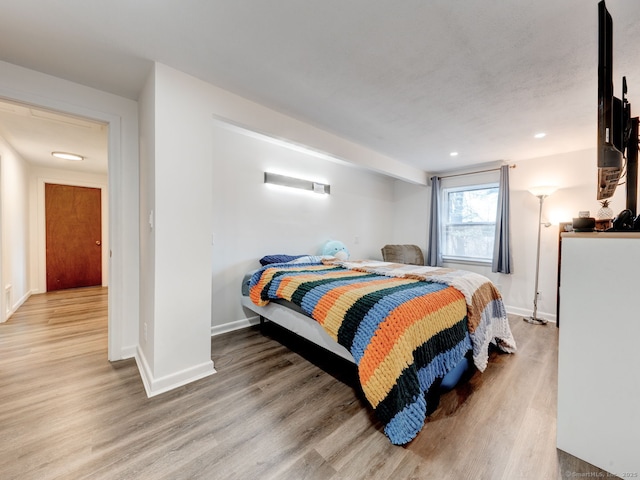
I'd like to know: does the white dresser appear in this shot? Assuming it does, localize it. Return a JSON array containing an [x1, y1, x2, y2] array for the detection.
[[558, 232, 640, 476]]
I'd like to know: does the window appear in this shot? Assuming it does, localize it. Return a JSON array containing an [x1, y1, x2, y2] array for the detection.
[[441, 183, 499, 263]]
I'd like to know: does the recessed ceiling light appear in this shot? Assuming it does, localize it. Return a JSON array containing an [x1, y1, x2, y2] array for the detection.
[[450, 151, 459, 157], [534, 132, 546, 139], [52, 151, 84, 161]]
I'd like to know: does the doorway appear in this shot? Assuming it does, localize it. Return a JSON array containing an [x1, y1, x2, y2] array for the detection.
[[45, 183, 103, 291], [0, 98, 109, 317], [0, 76, 134, 361]]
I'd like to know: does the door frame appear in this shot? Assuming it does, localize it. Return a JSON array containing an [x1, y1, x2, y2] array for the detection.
[[0, 153, 4, 323], [38, 178, 108, 293], [0, 71, 138, 362]]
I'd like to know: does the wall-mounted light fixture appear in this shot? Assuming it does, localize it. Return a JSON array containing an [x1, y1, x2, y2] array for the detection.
[[264, 172, 330, 195]]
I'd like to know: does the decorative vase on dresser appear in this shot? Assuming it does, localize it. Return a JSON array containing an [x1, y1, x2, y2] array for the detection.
[[596, 199, 614, 220]]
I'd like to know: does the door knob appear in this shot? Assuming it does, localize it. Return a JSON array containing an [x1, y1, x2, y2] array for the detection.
[[96, 240, 101, 246]]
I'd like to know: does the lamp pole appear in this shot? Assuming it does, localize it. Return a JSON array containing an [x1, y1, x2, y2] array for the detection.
[[525, 186, 557, 325], [526, 194, 547, 325]]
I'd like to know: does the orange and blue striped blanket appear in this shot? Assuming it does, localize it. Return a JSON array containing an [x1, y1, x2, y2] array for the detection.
[[249, 260, 514, 445]]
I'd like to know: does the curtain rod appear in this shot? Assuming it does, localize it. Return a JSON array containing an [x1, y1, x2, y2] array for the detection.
[[436, 164, 516, 180]]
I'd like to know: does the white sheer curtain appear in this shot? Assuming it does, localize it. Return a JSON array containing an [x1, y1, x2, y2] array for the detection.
[[426, 176, 443, 267], [492, 165, 512, 273]]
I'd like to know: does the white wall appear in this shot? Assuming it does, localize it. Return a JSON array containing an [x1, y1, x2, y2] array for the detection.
[[138, 65, 156, 373], [211, 126, 396, 332], [137, 63, 409, 394], [391, 180, 429, 248], [0, 137, 30, 321], [137, 63, 217, 396]]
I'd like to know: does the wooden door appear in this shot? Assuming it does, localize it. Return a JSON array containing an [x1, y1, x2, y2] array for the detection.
[[45, 183, 102, 291]]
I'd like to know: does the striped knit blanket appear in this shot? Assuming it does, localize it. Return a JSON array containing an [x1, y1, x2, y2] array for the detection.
[[249, 261, 515, 445], [330, 260, 517, 372]]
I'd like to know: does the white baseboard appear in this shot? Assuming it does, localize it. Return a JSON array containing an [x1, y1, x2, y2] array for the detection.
[[209, 305, 555, 338], [211, 316, 261, 337], [506, 305, 556, 324], [208, 306, 555, 343], [135, 346, 216, 398], [4, 289, 34, 322]]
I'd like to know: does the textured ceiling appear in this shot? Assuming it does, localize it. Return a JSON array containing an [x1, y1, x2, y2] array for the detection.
[[0, 0, 639, 174]]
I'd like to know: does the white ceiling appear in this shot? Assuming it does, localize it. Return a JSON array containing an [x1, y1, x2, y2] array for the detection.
[[0, 99, 108, 174], [1, 0, 639, 174]]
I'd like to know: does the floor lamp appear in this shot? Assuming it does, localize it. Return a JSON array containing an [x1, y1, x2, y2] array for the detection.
[[525, 186, 558, 325]]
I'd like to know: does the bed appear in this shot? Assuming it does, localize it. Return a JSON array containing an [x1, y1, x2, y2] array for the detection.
[[240, 255, 516, 445]]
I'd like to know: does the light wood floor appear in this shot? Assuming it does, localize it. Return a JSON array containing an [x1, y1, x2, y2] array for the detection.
[[0, 287, 612, 480]]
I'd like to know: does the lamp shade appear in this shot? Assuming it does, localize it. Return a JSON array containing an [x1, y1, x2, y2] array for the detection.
[[528, 185, 558, 197]]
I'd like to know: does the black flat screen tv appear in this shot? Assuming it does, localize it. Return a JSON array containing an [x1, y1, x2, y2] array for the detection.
[[597, 0, 624, 200]]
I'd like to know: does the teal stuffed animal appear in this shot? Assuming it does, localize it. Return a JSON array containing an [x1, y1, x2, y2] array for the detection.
[[322, 240, 349, 261]]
